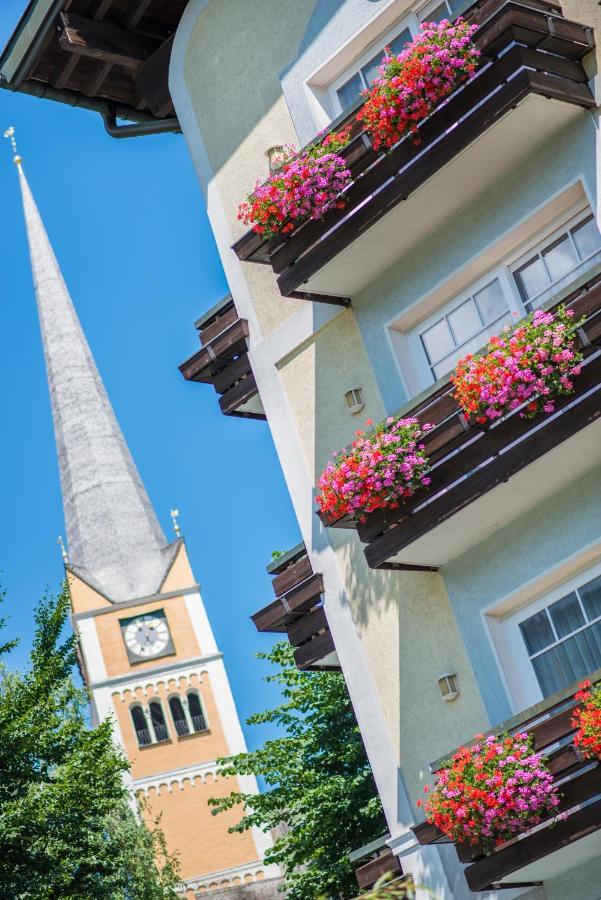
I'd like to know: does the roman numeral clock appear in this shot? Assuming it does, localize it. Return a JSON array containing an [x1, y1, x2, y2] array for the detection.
[[120, 610, 175, 663]]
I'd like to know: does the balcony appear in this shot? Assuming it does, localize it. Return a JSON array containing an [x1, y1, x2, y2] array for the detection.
[[179, 295, 265, 421], [233, 0, 594, 304], [321, 272, 601, 570], [251, 543, 340, 672], [349, 836, 404, 891], [412, 671, 601, 891]]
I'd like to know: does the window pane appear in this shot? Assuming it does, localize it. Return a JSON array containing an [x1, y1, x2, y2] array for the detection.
[[447, 300, 481, 344], [387, 28, 412, 59], [420, 2, 449, 23], [548, 592, 585, 639], [520, 609, 555, 655], [572, 216, 601, 261], [421, 318, 454, 364], [361, 51, 386, 89], [473, 279, 507, 325], [188, 692, 206, 732], [449, 0, 468, 13], [515, 256, 549, 302], [580, 575, 601, 622], [149, 701, 169, 742], [532, 621, 601, 697], [543, 234, 578, 283], [169, 697, 189, 736], [337, 72, 363, 110]]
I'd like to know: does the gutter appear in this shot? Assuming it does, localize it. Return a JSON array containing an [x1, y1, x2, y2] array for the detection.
[[0, 77, 180, 138]]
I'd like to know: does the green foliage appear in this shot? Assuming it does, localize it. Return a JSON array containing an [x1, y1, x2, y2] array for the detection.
[[0, 583, 180, 899], [209, 641, 386, 900]]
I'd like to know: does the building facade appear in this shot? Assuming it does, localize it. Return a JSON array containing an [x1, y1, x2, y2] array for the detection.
[[12, 158, 280, 898], [168, 1, 601, 897]]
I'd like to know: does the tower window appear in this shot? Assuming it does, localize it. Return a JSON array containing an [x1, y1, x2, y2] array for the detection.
[[149, 700, 169, 743], [131, 705, 152, 747], [187, 691, 207, 732], [169, 696, 190, 736]]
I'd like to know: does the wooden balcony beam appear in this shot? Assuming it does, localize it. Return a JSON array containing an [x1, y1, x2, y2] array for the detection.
[[58, 12, 159, 73]]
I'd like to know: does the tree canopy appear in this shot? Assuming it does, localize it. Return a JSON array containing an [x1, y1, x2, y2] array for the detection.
[[209, 641, 387, 900], [0, 584, 179, 899]]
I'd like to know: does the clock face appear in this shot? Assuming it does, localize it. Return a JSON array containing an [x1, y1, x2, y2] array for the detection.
[[121, 613, 172, 660]]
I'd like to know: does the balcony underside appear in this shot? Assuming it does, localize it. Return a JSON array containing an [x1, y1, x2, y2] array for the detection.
[[234, 0, 595, 303], [373, 402, 601, 568], [252, 544, 340, 672], [179, 297, 266, 421], [413, 673, 601, 892], [289, 91, 587, 300], [320, 274, 601, 570]]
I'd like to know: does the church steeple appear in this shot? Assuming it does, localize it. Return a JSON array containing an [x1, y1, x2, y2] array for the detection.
[[14, 150, 177, 602]]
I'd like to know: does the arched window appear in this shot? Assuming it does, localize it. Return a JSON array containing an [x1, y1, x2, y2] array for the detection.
[[149, 700, 169, 742], [169, 696, 190, 736], [187, 690, 207, 732], [131, 705, 152, 747]]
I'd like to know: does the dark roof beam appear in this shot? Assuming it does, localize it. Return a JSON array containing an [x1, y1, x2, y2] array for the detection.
[[55, 0, 113, 93], [58, 11, 159, 73]]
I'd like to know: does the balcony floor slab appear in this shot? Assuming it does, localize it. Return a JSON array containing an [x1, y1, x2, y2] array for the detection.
[[385, 411, 601, 568], [300, 95, 585, 298], [496, 826, 601, 887]]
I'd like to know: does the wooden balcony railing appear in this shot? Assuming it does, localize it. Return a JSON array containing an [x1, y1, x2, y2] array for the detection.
[[233, 0, 594, 303], [320, 270, 601, 570], [412, 670, 601, 891], [251, 543, 340, 672], [178, 294, 265, 420]]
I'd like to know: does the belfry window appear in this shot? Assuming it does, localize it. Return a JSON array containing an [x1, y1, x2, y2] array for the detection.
[[169, 696, 190, 736], [149, 701, 169, 742], [187, 691, 207, 732], [131, 705, 152, 747]]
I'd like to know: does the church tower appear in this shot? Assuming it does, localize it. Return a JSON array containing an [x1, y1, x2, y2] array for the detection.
[[11, 140, 280, 899]]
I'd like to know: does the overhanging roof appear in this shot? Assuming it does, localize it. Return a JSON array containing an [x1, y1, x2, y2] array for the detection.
[[0, 0, 187, 135]]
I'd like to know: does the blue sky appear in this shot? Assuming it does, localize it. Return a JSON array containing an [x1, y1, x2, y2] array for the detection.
[[0, 4, 300, 747]]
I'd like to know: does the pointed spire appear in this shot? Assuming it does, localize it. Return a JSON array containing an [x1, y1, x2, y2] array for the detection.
[[14, 154, 177, 602]]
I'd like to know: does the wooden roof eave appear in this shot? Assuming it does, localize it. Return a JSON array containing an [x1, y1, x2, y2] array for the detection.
[[0, 0, 182, 135]]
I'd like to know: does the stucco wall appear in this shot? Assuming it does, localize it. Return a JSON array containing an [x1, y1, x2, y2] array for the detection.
[[443, 470, 601, 724], [352, 112, 597, 413], [173, 0, 601, 890], [277, 305, 488, 803]]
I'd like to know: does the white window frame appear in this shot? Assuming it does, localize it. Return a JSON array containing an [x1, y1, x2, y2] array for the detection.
[[304, 0, 463, 127], [327, 14, 419, 117], [510, 209, 601, 312], [493, 560, 601, 712], [393, 201, 600, 397]]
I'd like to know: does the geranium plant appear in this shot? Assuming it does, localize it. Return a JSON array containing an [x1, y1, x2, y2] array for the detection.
[[316, 416, 433, 522], [572, 680, 601, 760], [451, 306, 584, 424], [419, 732, 561, 850], [237, 127, 352, 238], [358, 18, 480, 151]]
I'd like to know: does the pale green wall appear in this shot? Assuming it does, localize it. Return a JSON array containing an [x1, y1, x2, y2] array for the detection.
[[179, 0, 601, 819], [353, 112, 597, 412], [443, 470, 601, 724]]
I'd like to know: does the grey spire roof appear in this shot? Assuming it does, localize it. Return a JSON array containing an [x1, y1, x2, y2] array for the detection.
[[18, 164, 178, 602]]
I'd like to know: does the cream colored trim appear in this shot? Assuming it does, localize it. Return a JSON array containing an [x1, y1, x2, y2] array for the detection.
[[76, 616, 107, 683], [92, 653, 222, 695], [72, 584, 201, 621], [133, 759, 221, 796], [184, 590, 218, 654], [179, 860, 281, 893]]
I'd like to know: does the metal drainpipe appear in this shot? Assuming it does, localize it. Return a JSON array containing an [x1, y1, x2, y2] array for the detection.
[[0, 78, 180, 139], [101, 107, 180, 139]]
